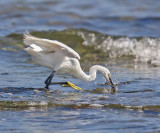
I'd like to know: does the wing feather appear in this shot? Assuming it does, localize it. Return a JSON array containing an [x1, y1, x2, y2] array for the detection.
[[23, 32, 80, 60]]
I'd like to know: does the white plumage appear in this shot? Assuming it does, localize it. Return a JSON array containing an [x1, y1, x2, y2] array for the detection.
[[24, 32, 116, 91]]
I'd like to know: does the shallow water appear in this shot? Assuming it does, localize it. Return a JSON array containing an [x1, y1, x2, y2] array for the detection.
[[0, 0, 160, 132]]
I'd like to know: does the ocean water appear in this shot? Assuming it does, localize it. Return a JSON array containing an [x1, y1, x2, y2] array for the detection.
[[0, 0, 160, 132]]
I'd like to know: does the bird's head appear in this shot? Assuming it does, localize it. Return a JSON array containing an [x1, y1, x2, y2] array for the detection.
[[102, 68, 117, 93]]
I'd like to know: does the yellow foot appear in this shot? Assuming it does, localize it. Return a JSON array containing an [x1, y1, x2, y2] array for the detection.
[[62, 84, 70, 87], [62, 82, 82, 91]]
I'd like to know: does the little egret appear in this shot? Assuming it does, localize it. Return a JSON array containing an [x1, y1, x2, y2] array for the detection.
[[24, 32, 116, 92]]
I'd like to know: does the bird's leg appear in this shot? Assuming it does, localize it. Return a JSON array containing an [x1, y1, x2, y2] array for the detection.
[[44, 71, 82, 91], [44, 71, 56, 89]]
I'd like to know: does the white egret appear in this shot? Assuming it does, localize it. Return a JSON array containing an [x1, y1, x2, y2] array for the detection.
[[23, 32, 116, 92]]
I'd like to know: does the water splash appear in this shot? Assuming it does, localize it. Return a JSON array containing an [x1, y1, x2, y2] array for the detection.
[[79, 31, 160, 66]]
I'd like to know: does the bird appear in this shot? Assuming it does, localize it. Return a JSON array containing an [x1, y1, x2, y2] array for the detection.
[[23, 32, 116, 92]]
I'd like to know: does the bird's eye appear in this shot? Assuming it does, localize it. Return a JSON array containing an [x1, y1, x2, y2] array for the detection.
[[108, 73, 111, 77]]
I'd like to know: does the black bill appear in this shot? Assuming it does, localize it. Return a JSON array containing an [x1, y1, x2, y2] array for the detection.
[[109, 77, 117, 93]]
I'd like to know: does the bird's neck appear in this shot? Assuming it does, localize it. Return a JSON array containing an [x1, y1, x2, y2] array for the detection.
[[74, 65, 105, 82]]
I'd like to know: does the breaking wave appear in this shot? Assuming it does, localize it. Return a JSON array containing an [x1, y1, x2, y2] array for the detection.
[[79, 31, 160, 66]]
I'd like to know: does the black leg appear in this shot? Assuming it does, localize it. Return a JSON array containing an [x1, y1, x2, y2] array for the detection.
[[44, 71, 56, 89]]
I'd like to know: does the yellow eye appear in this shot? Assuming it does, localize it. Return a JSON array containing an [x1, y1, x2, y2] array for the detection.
[[108, 73, 111, 77]]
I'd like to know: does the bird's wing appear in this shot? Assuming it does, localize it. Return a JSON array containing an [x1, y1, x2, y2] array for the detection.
[[23, 32, 80, 60]]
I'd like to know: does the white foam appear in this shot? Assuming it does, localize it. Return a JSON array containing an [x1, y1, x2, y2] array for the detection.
[[79, 32, 160, 66]]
